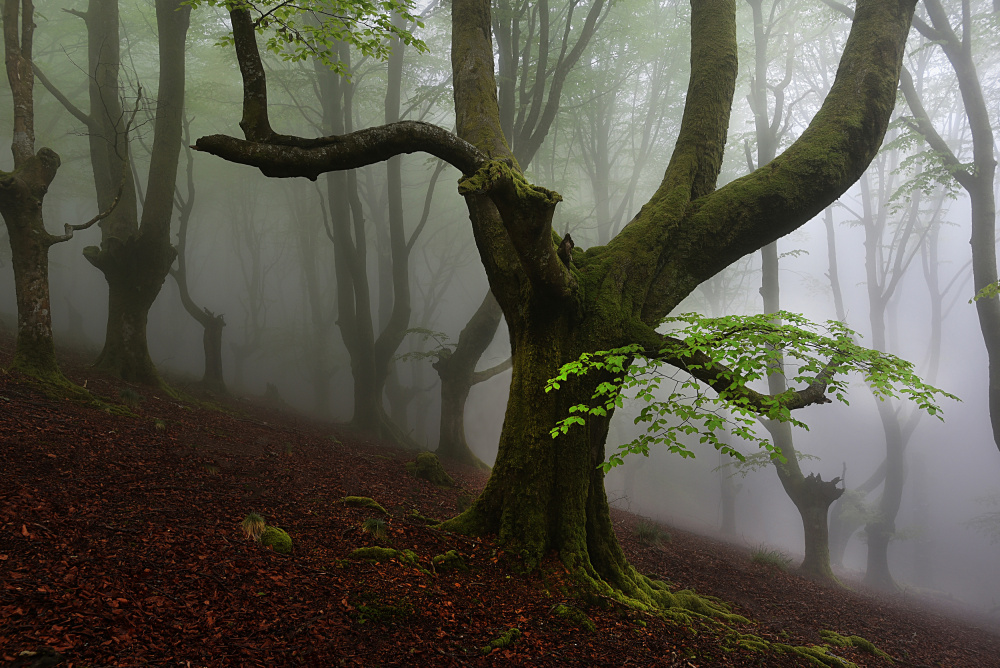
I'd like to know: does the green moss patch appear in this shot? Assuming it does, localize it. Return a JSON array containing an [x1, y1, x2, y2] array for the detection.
[[408, 510, 440, 525], [350, 591, 414, 625], [339, 496, 388, 514], [431, 550, 468, 572], [820, 630, 893, 661], [776, 644, 857, 668], [551, 603, 596, 632], [349, 547, 427, 573], [481, 627, 521, 655], [259, 526, 292, 555], [405, 452, 455, 487]]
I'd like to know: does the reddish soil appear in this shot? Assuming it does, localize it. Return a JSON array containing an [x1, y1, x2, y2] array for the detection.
[[1, 337, 999, 667]]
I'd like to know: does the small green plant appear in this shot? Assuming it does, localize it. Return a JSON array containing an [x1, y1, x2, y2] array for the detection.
[[154, 419, 166, 432], [119, 387, 143, 409], [362, 517, 388, 541], [751, 545, 791, 571], [634, 519, 671, 547], [240, 512, 266, 541]]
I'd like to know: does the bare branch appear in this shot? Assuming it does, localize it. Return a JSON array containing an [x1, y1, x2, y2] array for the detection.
[[472, 356, 513, 385], [195, 120, 486, 180], [51, 87, 143, 244]]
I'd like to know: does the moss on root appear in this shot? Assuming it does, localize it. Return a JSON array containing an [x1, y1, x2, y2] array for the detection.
[[349, 547, 428, 574], [775, 644, 857, 668], [480, 627, 521, 655], [431, 550, 468, 572], [820, 630, 893, 661], [551, 603, 596, 632], [339, 496, 388, 514], [720, 631, 862, 667]]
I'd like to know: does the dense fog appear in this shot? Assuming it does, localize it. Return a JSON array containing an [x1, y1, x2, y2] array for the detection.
[[2, 0, 999, 618]]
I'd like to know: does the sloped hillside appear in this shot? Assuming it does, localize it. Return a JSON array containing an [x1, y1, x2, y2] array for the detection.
[[1, 337, 998, 667]]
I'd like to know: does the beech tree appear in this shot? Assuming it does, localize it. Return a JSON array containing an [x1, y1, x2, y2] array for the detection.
[[0, 0, 118, 383], [746, 0, 844, 583], [170, 124, 227, 394], [195, 0, 916, 604], [36, 0, 191, 385]]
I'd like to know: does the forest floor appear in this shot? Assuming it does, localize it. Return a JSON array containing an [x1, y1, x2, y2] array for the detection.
[[1, 336, 999, 667]]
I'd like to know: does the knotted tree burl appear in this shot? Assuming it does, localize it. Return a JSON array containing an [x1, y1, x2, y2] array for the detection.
[[195, 0, 916, 606]]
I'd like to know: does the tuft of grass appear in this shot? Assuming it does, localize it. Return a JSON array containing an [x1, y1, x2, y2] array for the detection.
[[154, 419, 166, 432], [240, 512, 266, 541], [750, 545, 792, 571], [634, 519, 671, 547], [119, 387, 143, 409], [361, 517, 388, 541]]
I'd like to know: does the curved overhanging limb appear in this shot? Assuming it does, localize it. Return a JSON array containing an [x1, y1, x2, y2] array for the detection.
[[194, 121, 487, 181], [193, 8, 487, 178]]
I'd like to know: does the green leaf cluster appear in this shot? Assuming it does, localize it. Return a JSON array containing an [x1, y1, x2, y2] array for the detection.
[[546, 311, 957, 472], [883, 119, 967, 206], [189, 0, 427, 76], [970, 281, 1000, 304]]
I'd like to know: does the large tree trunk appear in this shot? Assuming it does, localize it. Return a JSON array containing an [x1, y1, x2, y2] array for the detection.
[[0, 4, 73, 383], [0, 152, 62, 378], [88, 237, 174, 383], [80, 0, 190, 384]]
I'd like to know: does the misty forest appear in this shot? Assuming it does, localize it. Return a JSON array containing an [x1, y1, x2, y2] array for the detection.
[[3, 0, 1000, 665]]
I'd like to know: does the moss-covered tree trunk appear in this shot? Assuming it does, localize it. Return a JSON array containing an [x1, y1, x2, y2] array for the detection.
[[88, 237, 175, 383], [195, 0, 916, 600]]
